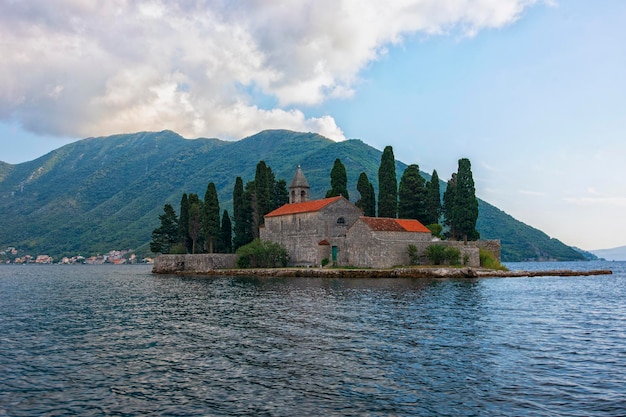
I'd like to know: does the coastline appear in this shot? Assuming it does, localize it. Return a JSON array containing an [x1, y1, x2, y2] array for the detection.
[[153, 266, 612, 278]]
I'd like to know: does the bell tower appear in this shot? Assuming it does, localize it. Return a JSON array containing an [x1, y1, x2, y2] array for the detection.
[[289, 165, 310, 203]]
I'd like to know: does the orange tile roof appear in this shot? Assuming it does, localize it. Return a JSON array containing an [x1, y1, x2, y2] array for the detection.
[[395, 219, 431, 233], [360, 217, 431, 233], [264, 196, 343, 217]]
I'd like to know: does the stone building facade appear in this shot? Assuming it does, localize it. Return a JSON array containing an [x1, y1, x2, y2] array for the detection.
[[259, 167, 499, 268]]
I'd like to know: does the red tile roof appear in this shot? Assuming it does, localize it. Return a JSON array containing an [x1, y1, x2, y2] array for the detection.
[[395, 219, 431, 233], [360, 217, 431, 233], [264, 196, 343, 217]]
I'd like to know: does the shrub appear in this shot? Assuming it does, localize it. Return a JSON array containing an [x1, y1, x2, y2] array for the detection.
[[236, 239, 290, 268], [444, 247, 461, 265], [427, 223, 443, 238], [407, 244, 420, 265], [479, 249, 507, 271], [321, 258, 329, 267], [426, 244, 447, 265]]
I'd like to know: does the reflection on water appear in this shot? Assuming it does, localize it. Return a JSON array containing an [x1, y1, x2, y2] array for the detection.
[[1, 263, 625, 416]]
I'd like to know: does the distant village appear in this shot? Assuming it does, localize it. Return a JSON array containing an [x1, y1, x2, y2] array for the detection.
[[0, 247, 154, 265]]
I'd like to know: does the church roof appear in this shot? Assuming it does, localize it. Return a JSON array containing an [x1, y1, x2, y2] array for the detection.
[[265, 196, 343, 217], [289, 165, 310, 189], [360, 217, 431, 233]]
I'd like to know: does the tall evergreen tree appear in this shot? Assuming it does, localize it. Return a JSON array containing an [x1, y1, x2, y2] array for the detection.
[[178, 193, 191, 253], [398, 164, 427, 223], [355, 172, 376, 216], [150, 203, 179, 254], [424, 169, 442, 225], [325, 158, 349, 199], [378, 146, 398, 218], [271, 179, 289, 210], [254, 161, 271, 227], [455, 158, 480, 242], [220, 210, 232, 253], [443, 173, 457, 239], [202, 182, 221, 253], [188, 203, 202, 254], [233, 177, 254, 250]]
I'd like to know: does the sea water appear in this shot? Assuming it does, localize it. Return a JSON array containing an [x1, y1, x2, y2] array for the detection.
[[1, 261, 625, 416]]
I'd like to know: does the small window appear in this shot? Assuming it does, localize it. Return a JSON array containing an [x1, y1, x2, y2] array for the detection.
[[337, 217, 346, 225]]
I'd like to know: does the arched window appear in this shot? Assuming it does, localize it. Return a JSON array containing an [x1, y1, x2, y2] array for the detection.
[[337, 217, 346, 225]]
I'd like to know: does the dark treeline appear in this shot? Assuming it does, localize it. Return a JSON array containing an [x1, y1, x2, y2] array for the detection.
[[150, 149, 479, 254], [150, 160, 288, 254]]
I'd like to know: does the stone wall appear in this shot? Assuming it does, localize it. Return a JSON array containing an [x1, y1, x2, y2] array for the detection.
[[153, 254, 238, 274], [345, 220, 433, 268], [474, 240, 501, 261]]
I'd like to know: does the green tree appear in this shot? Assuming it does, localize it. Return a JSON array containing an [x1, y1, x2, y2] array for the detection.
[[455, 158, 480, 242], [398, 164, 427, 222], [378, 146, 397, 218], [188, 203, 202, 254], [254, 161, 272, 228], [233, 177, 254, 250], [443, 159, 480, 242], [425, 169, 442, 226], [220, 210, 232, 253], [150, 203, 179, 254], [325, 158, 349, 199], [355, 172, 376, 216], [233, 176, 254, 250], [177, 193, 191, 253], [443, 173, 457, 239], [202, 182, 221, 253], [272, 178, 289, 210]]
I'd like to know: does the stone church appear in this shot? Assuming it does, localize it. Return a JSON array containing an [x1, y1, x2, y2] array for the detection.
[[259, 166, 490, 268]]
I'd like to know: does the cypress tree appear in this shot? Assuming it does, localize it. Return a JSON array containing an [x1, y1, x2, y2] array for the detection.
[[233, 177, 254, 250], [398, 164, 427, 223], [425, 169, 442, 226], [455, 158, 480, 242], [325, 158, 349, 199], [254, 161, 271, 226], [220, 210, 232, 253], [272, 178, 289, 211], [150, 203, 179, 254], [443, 173, 457, 239], [188, 203, 202, 254], [188, 193, 204, 252], [203, 182, 221, 253], [378, 146, 397, 218], [356, 172, 376, 216], [368, 182, 376, 216], [178, 193, 191, 253]]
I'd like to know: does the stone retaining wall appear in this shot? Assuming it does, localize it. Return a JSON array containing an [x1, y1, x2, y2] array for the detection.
[[153, 254, 237, 274]]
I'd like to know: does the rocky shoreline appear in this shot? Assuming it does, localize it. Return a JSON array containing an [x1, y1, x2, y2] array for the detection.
[[155, 266, 612, 279]]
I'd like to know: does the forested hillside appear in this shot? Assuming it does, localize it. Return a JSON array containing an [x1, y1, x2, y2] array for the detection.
[[0, 130, 584, 261]]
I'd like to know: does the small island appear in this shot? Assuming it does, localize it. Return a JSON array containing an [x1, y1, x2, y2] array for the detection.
[[152, 159, 611, 279]]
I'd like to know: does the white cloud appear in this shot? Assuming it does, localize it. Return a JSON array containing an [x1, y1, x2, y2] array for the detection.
[[0, 0, 542, 140]]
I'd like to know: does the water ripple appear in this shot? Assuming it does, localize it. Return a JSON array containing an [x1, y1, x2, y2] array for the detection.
[[1, 263, 626, 416]]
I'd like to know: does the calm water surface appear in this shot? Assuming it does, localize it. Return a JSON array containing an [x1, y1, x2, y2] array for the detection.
[[1, 261, 625, 416]]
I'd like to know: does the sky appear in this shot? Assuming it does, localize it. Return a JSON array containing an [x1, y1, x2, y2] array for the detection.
[[1, 0, 625, 251]]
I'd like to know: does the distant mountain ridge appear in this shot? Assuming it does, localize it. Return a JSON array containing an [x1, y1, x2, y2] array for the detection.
[[589, 246, 626, 261], [0, 129, 585, 262]]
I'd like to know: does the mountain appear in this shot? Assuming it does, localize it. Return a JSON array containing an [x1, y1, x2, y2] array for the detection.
[[589, 246, 626, 261], [0, 130, 584, 262]]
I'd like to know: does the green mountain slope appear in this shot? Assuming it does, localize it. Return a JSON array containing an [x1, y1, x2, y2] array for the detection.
[[0, 130, 584, 261]]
